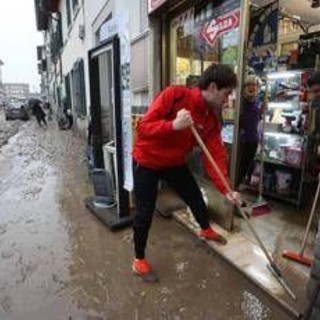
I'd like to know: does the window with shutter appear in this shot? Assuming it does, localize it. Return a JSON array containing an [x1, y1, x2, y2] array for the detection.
[[72, 0, 79, 11], [66, 0, 71, 26], [79, 59, 87, 116], [71, 59, 87, 117]]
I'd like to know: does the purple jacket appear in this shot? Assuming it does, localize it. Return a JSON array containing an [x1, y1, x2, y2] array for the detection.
[[239, 97, 262, 143]]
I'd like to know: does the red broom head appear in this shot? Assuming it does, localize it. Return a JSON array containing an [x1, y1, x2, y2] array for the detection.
[[282, 250, 313, 267]]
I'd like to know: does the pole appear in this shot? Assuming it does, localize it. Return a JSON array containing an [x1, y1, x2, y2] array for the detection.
[[300, 175, 320, 255], [230, 0, 251, 187]]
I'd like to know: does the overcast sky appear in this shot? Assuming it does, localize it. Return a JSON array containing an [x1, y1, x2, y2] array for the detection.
[[0, 0, 43, 92]]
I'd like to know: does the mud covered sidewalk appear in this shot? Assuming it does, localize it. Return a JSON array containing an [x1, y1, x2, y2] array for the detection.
[[0, 121, 295, 320], [0, 111, 21, 148]]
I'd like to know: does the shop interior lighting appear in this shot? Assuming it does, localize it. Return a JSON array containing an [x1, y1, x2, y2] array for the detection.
[[268, 102, 299, 110], [267, 71, 299, 80], [291, 15, 301, 21], [264, 132, 303, 138]]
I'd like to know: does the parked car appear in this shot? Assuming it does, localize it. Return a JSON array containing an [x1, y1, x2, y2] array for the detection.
[[4, 103, 30, 121]]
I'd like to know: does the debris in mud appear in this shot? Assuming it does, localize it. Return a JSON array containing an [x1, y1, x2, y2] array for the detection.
[[1, 296, 12, 313], [0, 224, 7, 235], [0, 114, 20, 149], [176, 261, 189, 273], [197, 279, 207, 290], [241, 291, 270, 320]]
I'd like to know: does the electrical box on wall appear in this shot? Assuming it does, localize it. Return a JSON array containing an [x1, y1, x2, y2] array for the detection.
[[79, 25, 85, 40]]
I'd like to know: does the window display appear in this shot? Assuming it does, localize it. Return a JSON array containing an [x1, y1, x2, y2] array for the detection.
[[169, 0, 241, 180], [249, 70, 314, 206]]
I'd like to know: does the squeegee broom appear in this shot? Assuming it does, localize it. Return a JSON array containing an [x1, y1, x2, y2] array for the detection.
[[191, 124, 296, 300], [282, 174, 320, 267], [252, 83, 271, 216]]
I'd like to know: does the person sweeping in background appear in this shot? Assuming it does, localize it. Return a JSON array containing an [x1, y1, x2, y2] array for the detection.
[[236, 75, 262, 189], [132, 64, 240, 282]]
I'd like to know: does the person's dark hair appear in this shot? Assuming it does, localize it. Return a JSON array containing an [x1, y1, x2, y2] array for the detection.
[[198, 63, 238, 90], [307, 72, 320, 87], [186, 75, 200, 88]]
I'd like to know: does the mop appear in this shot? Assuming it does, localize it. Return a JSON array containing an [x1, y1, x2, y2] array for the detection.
[[251, 83, 271, 216], [282, 174, 320, 267], [190, 124, 297, 300]]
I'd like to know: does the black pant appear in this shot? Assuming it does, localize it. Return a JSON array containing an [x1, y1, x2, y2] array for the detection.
[[66, 114, 73, 129], [36, 115, 47, 127], [237, 142, 258, 188], [133, 163, 210, 259]]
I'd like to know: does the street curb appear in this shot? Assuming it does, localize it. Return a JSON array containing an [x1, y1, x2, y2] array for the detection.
[[171, 211, 302, 320]]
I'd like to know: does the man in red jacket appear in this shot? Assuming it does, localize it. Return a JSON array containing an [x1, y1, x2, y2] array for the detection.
[[132, 64, 239, 281]]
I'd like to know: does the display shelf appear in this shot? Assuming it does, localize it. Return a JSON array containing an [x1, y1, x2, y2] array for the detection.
[[249, 69, 312, 208], [268, 102, 300, 110], [254, 157, 302, 170], [264, 131, 306, 139], [246, 185, 299, 206]]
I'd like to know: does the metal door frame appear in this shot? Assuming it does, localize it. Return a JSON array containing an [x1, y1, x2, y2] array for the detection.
[[88, 34, 131, 227]]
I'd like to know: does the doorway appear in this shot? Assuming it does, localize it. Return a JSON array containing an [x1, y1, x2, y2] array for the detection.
[[88, 35, 131, 229]]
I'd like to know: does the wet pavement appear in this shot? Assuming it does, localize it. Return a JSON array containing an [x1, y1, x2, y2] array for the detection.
[[0, 112, 21, 148], [0, 119, 295, 320]]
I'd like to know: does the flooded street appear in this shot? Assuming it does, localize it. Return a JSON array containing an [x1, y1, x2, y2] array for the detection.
[[0, 118, 294, 320]]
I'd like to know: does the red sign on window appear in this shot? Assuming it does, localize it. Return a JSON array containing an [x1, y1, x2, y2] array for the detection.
[[148, 0, 167, 14], [201, 10, 240, 47]]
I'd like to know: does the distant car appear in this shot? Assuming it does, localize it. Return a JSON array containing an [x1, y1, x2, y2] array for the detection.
[[4, 103, 30, 121]]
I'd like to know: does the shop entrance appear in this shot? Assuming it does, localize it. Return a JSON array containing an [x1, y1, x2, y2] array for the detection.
[[160, 0, 241, 230], [87, 35, 132, 230]]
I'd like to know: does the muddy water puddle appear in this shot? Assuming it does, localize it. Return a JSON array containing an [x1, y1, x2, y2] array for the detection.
[[0, 122, 294, 319]]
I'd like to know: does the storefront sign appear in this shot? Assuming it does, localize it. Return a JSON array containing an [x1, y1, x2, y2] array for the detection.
[[201, 9, 240, 47], [100, 14, 133, 192], [148, 0, 167, 14]]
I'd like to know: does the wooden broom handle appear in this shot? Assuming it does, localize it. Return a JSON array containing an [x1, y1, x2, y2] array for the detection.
[[190, 124, 276, 267]]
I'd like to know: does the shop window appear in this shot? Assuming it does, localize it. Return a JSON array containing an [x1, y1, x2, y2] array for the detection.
[[169, 0, 240, 180], [170, 1, 240, 85]]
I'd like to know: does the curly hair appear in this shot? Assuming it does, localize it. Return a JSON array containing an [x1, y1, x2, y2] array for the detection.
[[198, 63, 238, 90]]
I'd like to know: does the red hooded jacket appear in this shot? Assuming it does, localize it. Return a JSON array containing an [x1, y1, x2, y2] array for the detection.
[[132, 86, 230, 195]]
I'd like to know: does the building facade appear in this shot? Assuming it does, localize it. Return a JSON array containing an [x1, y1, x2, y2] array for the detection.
[[0, 59, 3, 87], [3, 83, 30, 99], [35, 0, 151, 136], [0, 60, 4, 103]]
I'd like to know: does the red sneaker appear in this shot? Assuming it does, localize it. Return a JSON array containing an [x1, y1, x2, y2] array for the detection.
[[132, 259, 158, 283], [199, 227, 228, 245]]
